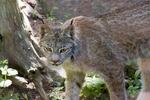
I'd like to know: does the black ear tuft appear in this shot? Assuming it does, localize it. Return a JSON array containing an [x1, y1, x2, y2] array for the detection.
[[0, 34, 3, 41], [62, 18, 74, 39], [68, 19, 74, 38], [70, 18, 73, 25]]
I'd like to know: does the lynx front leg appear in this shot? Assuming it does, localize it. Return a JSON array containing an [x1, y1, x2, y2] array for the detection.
[[104, 66, 127, 100], [33, 74, 49, 100], [64, 68, 85, 100], [137, 58, 150, 100]]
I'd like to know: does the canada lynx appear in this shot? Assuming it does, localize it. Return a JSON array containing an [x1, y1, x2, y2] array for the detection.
[[39, 16, 150, 100]]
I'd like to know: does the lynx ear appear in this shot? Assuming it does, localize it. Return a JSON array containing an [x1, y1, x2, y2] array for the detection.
[[62, 18, 74, 39]]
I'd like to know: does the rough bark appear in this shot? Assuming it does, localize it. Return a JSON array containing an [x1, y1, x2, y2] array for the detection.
[[0, 0, 52, 100]]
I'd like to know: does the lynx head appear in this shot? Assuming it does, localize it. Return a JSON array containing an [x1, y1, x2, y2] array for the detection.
[[39, 20, 78, 66]]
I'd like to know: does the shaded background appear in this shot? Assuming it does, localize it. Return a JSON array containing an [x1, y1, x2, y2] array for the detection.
[[40, 0, 147, 21]]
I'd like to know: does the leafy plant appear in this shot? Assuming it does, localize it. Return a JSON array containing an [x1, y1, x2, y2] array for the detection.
[[80, 60, 142, 100], [0, 91, 19, 100], [126, 70, 141, 97], [0, 59, 28, 100], [0, 60, 18, 87], [49, 87, 64, 100], [0, 59, 28, 88], [125, 60, 142, 98], [80, 75, 108, 100]]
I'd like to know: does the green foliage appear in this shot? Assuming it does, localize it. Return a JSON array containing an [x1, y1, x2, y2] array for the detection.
[[30, 10, 38, 19], [0, 59, 141, 99], [81, 75, 108, 100], [49, 87, 64, 100], [48, 15, 56, 21], [64, 13, 72, 19], [80, 60, 141, 99], [0, 91, 19, 100], [125, 60, 142, 97], [0, 60, 18, 88], [47, 6, 58, 21], [126, 70, 141, 97], [48, 61, 141, 100], [0, 60, 8, 67], [0, 59, 28, 100], [21, 93, 28, 100]]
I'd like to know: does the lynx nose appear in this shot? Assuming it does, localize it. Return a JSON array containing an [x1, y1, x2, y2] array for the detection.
[[51, 54, 60, 64]]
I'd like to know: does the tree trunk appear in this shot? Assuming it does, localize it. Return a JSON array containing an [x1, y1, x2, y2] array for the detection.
[[0, 0, 52, 100]]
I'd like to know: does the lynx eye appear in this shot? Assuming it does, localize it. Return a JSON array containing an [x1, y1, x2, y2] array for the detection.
[[44, 47, 53, 52], [59, 48, 69, 53]]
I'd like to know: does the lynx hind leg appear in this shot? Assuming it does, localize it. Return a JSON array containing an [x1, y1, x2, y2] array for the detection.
[[137, 58, 150, 100], [104, 66, 127, 100], [64, 68, 85, 100]]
